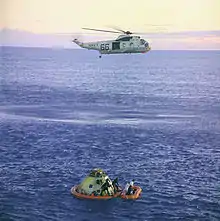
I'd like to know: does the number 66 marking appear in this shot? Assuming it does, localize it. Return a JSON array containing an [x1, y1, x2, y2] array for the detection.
[[101, 44, 109, 50]]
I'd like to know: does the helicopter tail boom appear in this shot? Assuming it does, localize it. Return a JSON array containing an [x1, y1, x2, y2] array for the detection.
[[72, 38, 84, 47]]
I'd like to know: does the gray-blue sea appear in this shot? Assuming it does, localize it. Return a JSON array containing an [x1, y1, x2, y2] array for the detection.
[[1, 47, 220, 221]]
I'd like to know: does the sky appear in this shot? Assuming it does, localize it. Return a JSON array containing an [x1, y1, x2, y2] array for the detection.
[[1, 0, 220, 49]]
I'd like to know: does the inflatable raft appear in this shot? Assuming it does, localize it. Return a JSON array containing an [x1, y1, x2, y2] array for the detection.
[[71, 168, 142, 200], [120, 186, 142, 200], [71, 185, 121, 200]]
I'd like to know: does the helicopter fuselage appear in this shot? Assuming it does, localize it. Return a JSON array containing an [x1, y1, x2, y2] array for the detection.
[[73, 35, 151, 55]]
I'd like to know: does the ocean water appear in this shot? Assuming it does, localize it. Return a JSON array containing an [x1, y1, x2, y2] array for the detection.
[[1, 47, 220, 221]]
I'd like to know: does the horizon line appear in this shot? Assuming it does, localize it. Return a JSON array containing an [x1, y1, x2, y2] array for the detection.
[[1, 45, 220, 51]]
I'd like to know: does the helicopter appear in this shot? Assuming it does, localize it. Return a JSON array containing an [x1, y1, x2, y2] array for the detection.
[[72, 27, 151, 58]]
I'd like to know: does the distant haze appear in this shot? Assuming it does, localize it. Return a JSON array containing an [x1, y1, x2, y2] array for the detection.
[[1, 28, 220, 50], [1, 0, 220, 49]]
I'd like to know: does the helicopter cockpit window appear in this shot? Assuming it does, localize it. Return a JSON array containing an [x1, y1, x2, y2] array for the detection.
[[140, 39, 146, 45], [116, 36, 132, 41]]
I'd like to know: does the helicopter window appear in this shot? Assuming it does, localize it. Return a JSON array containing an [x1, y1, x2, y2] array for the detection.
[[112, 42, 120, 50], [140, 39, 146, 45], [145, 42, 149, 47], [116, 36, 132, 41]]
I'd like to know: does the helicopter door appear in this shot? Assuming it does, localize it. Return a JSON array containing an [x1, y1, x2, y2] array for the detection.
[[130, 42, 134, 49], [112, 42, 120, 50]]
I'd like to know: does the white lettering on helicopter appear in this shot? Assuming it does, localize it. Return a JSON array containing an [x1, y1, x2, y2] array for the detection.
[[100, 44, 109, 50]]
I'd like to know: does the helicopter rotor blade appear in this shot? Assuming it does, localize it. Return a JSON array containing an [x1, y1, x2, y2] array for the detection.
[[108, 24, 169, 35], [130, 26, 168, 35], [82, 26, 168, 36], [107, 25, 134, 35], [107, 25, 127, 33], [82, 28, 122, 34], [111, 27, 125, 33]]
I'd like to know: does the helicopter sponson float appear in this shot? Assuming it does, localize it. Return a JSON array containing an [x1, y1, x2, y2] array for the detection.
[[72, 27, 151, 57]]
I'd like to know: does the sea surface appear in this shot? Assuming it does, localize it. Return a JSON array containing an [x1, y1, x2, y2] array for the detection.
[[1, 47, 220, 221]]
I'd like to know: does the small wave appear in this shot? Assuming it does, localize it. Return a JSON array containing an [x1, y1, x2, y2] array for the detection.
[[0, 111, 186, 127], [157, 114, 196, 118]]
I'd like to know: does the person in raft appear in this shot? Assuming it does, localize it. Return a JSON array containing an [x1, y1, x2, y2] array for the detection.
[[112, 177, 120, 193], [101, 179, 111, 195], [125, 179, 135, 195]]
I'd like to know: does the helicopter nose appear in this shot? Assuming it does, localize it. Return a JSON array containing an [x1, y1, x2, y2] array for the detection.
[[145, 42, 151, 51]]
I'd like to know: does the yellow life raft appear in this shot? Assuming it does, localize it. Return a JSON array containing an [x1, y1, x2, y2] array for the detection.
[[120, 186, 142, 200]]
